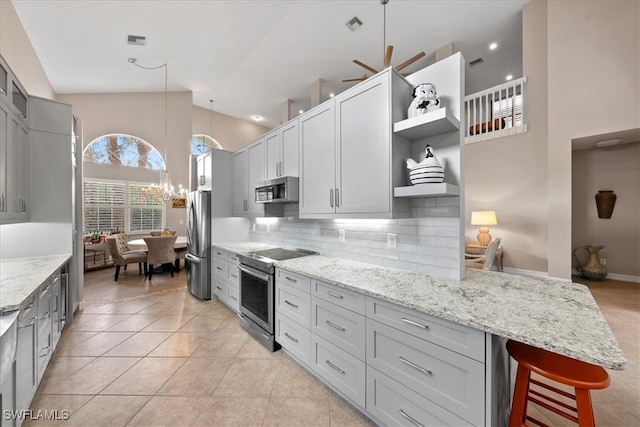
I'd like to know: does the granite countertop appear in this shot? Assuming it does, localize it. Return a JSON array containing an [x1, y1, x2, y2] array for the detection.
[[214, 242, 279, 254], [0, 254, 71, 312], [275, 255, 626, 370]]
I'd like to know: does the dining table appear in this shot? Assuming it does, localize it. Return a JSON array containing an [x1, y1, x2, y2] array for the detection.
[[128, 236, 188, 270]]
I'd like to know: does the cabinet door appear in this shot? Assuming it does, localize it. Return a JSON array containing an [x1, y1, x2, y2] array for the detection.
[[246, 139, 266, 215], [335, 73, 390, 214], [281, 120, 299, 177], [51, 273, 62, 347], [0, 103, 7, 212], [15, 300, 38, 413], [196, 152, 212, 190], [299, 103, 336, 215], [232, 149, 247, 215], [265, 130, 280, 180], [3, 111, 28, 215]]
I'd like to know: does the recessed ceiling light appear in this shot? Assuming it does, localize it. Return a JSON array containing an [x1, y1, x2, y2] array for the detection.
[[251, 115, 263, 122], [329, 93, 335, 98], [299, 110, 304, 114], [593, 138, 622, 148], [506, 75, 513, 81], [489, 42, 498, 50]]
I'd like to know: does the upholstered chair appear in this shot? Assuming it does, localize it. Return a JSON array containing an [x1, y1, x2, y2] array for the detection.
[[144, 236, 177, 279], [106, 236, 148, 281], [149, 231, 162, 236], [465, 238, 502, 271]]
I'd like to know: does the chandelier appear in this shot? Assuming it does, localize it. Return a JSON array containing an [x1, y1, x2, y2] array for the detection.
[[129, 57, 187, 203]]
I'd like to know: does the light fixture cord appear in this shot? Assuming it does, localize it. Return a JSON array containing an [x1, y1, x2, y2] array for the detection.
[[209, 99, 214, 147], [382, 0, 388, 56], [164, 62, 168, 169]]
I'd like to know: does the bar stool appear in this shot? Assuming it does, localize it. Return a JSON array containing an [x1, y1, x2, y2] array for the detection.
[[506, 339, 610, 427]]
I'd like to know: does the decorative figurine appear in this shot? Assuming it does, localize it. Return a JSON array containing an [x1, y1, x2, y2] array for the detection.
[[406, 145, 444, 184], [407, 83, 440, 119]]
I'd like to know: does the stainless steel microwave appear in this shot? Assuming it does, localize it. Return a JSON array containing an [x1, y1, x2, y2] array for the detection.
[[255, 176, 299, 203]]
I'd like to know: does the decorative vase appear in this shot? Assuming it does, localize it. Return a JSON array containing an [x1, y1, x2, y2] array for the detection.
[[406, 145, 444, 184], [595, 190, 616, 218], [573, 245, 607, 280]]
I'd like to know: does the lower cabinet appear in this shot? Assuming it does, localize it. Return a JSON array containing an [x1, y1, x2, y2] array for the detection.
[[15, 297, 38, 419], [213, 249, 240, 313], [275, 267, 505, 427]]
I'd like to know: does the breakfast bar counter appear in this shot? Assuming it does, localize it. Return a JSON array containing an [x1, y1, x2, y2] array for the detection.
[[275, 255, 626, 370]]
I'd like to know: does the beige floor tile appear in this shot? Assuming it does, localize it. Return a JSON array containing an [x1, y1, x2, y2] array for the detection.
[[236, 338, 283, 359], [36, 356, 96, 388], [103, 332, 173, 357], [190, 329, 248, 359], [271, 356, 330, 398], [194, 397, 269, 427], [105, 315, 161, 332], [157, 357, 234, 396], [106, 299, 159, 315], [63, 395, 150, 426], [65, 314, 132, 332], [146, 332, 209, 357], [141, 314, 196, 332], [100, 357, 186, 395], [22, 394, 93, 427], [329, 391, 375, 427], [126, 396, 210, 426], [177, 313, 228, 332], [39, 357, 141, 395], [55, 331, 135, 356], [214, 358, 281, 398], [262, 397, 330, 427], [136, 301, 187, 316]]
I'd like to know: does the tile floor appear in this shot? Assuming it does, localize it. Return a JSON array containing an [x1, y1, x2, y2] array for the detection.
[[24, 269, 639, 426]]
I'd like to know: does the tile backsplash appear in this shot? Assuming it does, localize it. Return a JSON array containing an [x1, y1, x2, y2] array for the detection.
[[249, 207, 463, 280]]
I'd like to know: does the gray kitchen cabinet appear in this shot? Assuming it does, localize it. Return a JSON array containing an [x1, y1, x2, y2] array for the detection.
[[36, 283, 52, 381], [232, 138, 266, 216], [0, 101, 29, 222], [265, 119, 298, 180], [195, 150, 212, 190], [232, 148, 247, 215], [213, 248, 240, 313], [15, 297, 37, 420], [311, 295, 366, 361]]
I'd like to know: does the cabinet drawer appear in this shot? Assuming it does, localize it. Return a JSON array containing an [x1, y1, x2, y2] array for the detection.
[[367, 319, 484, 425], [366, 298, 485, 361], [276, 282, 311, 329], [227, 264, 240, 284], [276, 269, 311, 293], [213, 257, 229, 279], [213, 279, 227, 301], [214, 248, 228, 258], [367, 367, 472, 427], [312, 280, 365, 315], [311, 334, 365, 408], [227, 252, 240, 265], [227, 285, 239, 312], [18, 296, 37, 324], [276, 313, 311, 365], [311, 296, 365, 360]]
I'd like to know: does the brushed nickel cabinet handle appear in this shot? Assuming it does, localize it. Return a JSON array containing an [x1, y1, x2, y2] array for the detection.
[[401, 317, 429, 329], [327, 291, 344, 299], [285, 276, 297, 283], [284, 300, 299, 309], [325, 359, 345, 374], [284, 332, 298, 343], [399, 356, 432, 375], [326, 320, 345, 332], [399, 409, 425, 427], [330, 189, 334, 208], [335, 188, 340, 208]]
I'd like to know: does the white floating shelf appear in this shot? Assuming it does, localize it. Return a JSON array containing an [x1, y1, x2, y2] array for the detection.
[[393, 107, 460, 141], [394, 183, 460, 198]]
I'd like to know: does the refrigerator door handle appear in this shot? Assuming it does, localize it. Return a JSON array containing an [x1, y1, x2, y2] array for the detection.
[[185, 253, 202, 264]]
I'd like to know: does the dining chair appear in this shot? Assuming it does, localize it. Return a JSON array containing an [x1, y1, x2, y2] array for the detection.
[[144, 235, 178, 280], [465, 237, 502, 271], [106, 235, 148, 281]]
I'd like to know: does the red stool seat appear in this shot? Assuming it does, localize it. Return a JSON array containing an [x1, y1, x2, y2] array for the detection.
[[507, 339, 610, 427]]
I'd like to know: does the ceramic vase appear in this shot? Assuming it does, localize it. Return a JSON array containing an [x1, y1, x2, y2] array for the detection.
[[573, 245, 607, 280], [595, 190, 616, 219]]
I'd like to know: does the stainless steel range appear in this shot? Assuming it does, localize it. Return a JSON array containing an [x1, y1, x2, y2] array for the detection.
[[237, 247, 317, 351]]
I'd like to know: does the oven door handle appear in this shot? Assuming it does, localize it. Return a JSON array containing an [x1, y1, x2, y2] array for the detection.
[[238, 264, 272, 282]]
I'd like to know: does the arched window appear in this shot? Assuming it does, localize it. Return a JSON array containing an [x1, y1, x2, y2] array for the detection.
[[191, 134, 222, 154], [83, 134, 165, 170]]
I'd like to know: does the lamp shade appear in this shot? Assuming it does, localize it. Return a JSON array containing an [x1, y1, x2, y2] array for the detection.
[[471, 210, 497, 226]]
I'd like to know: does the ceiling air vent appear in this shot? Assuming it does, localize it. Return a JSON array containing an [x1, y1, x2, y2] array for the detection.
[[469, 57, 484, 67], [127, 35, 147, 46], [345, 17, 363, 31]]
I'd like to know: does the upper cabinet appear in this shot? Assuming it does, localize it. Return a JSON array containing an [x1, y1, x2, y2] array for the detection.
[[299, 69, 413, 219], [266, 119, 299, 180], [232, 148, 248, 215], [195, 151, 212, 190], [233, 138, 274, 217]]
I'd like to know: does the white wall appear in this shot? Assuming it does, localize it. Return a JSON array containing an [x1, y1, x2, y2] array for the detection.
[[192, 105, 269, 152], [572, 143, 640, 278]]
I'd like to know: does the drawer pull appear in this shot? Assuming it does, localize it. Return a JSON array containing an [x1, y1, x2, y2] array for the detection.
[[401, 317, 429, 329], [325, 359, 345, 375], [216, 286, 223, 291], [325, 320, 346, 332], [284, 332, 299, 343], [284, 300, 299, 309], [230, 257, 238, 262], [285, 276, 297, 283], [216, 266, 223, 271], [327, 291, 344, 299], [18, 316, 37, 328], [399, 409, 425, 427], [230, 295, 238, 301], [399, 356, 432, 376], [39, 346, 51, 357], [41, 312, 51, 320], [230, 273, 238, 279]]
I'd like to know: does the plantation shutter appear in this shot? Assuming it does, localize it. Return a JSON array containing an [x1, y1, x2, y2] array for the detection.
[[83, 181, 125, 233], [493, 94, 523, 128], [129, 184, 164, 231]]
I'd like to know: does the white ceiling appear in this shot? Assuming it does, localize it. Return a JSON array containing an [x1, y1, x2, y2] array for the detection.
[[12, 0, 527, 129]]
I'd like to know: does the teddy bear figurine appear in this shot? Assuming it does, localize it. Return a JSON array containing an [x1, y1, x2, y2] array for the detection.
[[407, 83, 440, 119]]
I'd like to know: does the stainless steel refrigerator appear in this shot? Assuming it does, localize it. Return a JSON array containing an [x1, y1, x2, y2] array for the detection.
[[186, 190, 211, 299]]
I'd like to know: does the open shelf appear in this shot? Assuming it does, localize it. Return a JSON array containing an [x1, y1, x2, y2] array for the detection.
[[394, 183, 460, 198], [393, 107, 460, 141]]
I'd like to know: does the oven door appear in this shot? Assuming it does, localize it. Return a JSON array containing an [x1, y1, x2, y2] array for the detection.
[[238, 264, 274, 334]]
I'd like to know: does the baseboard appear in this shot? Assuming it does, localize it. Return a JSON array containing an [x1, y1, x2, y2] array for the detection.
[[571, 268, 640, 284], [501, 267, 549, 279]]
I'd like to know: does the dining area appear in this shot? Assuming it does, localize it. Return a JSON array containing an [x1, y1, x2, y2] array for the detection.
[[96, 232, 187, 281]]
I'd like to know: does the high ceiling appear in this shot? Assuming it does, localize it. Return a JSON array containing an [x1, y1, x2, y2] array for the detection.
[[12, 0, 527, 129]]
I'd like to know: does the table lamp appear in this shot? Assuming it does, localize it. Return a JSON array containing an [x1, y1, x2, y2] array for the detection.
[[471, 210, 497, 246]]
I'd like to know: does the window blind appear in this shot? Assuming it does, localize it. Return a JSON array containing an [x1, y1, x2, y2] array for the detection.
[[129, 184, 164, 231], [83, 181, 125, 233]]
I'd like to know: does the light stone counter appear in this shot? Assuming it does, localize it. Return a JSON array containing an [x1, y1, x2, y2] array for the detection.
[[214, 242, 279, 254], [0, 254, 71, 312], [275, 255, 626, 370]]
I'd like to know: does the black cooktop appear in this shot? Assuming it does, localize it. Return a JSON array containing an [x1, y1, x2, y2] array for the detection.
[[238, 247, 318, 272]]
